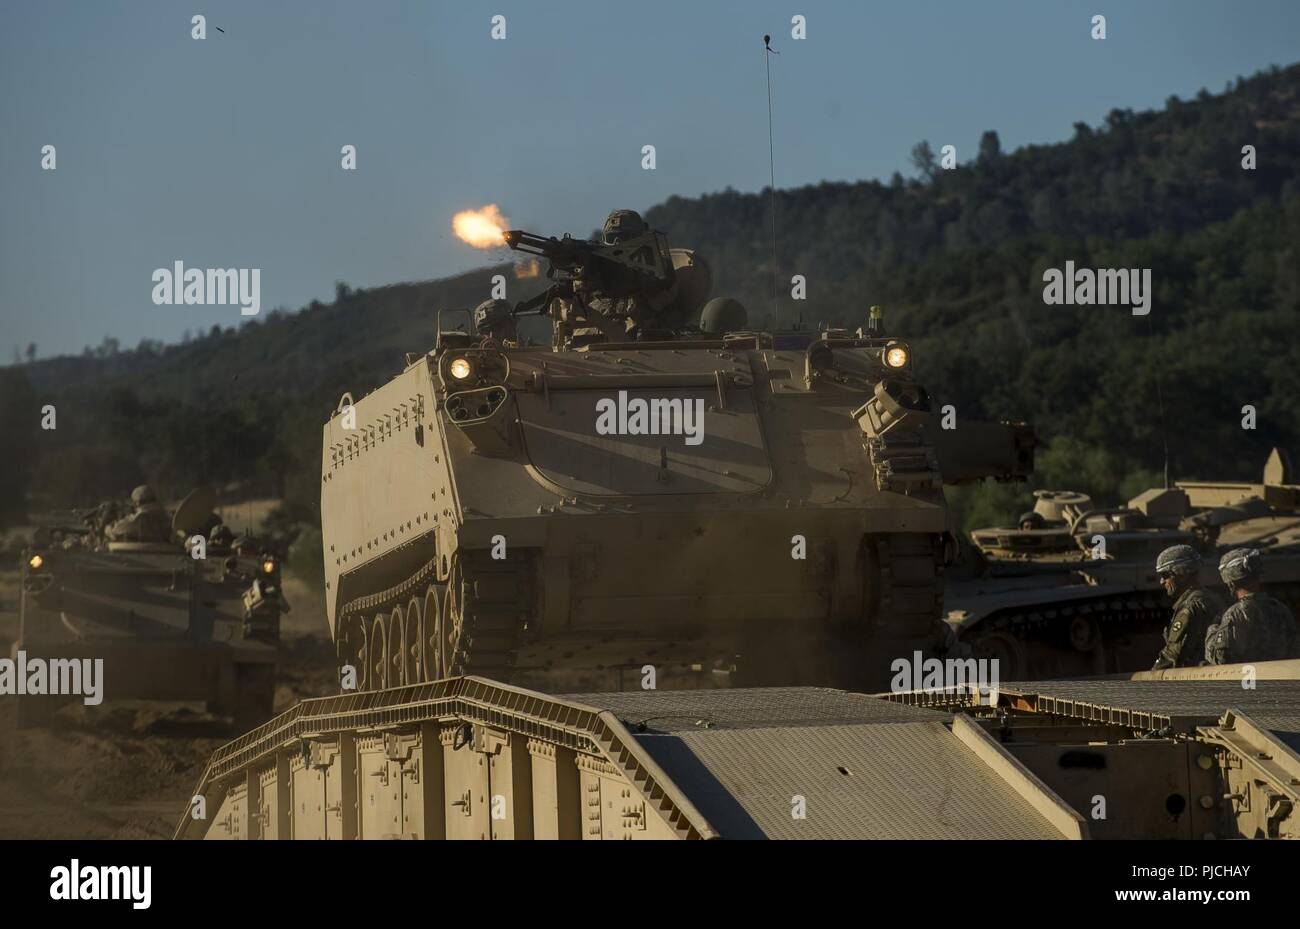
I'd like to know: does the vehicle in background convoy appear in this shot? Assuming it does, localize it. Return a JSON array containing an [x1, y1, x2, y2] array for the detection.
[[14, 488, 289, 728], [321, 223, 1035, 694], [949, 447, 1300, 679]]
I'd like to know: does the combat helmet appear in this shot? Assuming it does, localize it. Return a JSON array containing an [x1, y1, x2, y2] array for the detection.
[[699, 297, 748, 335], [1155, 544, 1200, 577], [473, 298, 515, 339], [1219, 548, 1263, 585], [602, 209, 648, 244], [131, 484, 157, 506], [1018, 511, 1045, 529]]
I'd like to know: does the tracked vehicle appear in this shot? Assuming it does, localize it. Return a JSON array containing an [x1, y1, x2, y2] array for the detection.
[[322, 224, 1034, 693], [950, 448, 1300, 679], [14, 489, 289, 727]]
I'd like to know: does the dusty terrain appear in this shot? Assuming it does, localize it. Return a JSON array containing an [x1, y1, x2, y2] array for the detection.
[[0, 568, 337, 839]]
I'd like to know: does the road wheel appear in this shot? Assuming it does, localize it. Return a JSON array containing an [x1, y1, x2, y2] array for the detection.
[[423, 585, 445, 681], [971, 630, 1027, 682], [371, 613, 389, 690]]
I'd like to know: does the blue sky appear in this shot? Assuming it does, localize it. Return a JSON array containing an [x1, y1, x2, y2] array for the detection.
[[3, 0, 1298, 358]]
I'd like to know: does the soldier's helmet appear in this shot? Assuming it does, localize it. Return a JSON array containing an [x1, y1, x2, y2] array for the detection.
[[209, 523, 235, 547], [473, 299, 514, 336], [1018, 511, 1045, 529], [1155, 544, 1200, 576], [699, 297, 749, 335], [1219, 548, 1263, 585], [602, 209, 648, 245], [131, 484, 157, 506]]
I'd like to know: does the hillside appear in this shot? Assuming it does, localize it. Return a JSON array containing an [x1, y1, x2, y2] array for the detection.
[[4, 62, 1299, 531]]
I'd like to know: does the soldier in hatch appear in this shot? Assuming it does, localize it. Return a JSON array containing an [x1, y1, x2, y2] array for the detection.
[[1018, 511, 1045, 531], [581, 209, 658, 336], [1151, 544, 1223, 670], [509, 208, 711, 344], [473, 298, 518, 344], [586, 209, 709, 338], [698, 297, 748, 336], [1204, 548, 1300, 665], [106, 484, 173, 544]]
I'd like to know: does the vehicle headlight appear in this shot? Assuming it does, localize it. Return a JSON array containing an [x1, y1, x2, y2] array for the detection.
[[449, 357, 473, 380], [884, 345, 909, 369], [28, 554, 44, 570]]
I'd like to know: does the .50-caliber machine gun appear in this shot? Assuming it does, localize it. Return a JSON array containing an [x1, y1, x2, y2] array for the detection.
[[502, 228, 677, 320]]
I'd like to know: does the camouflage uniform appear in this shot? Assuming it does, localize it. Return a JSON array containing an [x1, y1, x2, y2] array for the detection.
[[106, 485, 172, 544], [1150, 543, 1218, 670], [586, 209, 658, 334], [1153, 586, 1224, 669], [1204, 593, 1300, 665], [473, 299, 518, 343]]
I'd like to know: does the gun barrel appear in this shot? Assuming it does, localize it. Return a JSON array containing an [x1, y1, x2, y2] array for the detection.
[[503, 229, 594, 263], [502, 229, 556, 256]]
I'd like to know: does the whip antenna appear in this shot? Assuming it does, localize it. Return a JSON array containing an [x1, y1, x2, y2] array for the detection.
[[764, 34, 780, 330], [1141, 314, 1171, 488]]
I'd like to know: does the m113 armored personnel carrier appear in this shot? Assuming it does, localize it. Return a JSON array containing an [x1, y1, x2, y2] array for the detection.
[[14, 488, 289, 727], [949, 448, 1300, 679], [320, 220, 1034, 694]]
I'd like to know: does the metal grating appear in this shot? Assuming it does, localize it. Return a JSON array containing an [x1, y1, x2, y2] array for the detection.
[[560, 686, 946, 732], [1003, 679, 1300, 734], [887, 678, 1300, 743]]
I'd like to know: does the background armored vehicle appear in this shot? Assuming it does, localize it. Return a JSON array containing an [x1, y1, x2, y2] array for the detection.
[[949, 448, 1300, 679], [14, 488, 289, 727], [321, 223, 1034, 694]]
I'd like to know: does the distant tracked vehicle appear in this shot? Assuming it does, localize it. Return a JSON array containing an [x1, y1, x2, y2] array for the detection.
[[950, 448, 1300, 678], [15, 489, 289, 727]]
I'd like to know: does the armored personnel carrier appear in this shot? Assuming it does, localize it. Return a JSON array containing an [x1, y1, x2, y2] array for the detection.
[[321, 221, 1034, 694], [949, 448, 1300, 679], [14, 488, 289, 727]]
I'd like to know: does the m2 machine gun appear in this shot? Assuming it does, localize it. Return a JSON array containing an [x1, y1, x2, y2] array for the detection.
[[503, 228, 676, 305]]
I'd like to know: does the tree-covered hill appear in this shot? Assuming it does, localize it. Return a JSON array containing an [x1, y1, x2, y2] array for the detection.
[[4, 62, 1298, 533]]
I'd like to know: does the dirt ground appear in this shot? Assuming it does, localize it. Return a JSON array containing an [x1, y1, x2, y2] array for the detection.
[[0, 569, 338, 839]]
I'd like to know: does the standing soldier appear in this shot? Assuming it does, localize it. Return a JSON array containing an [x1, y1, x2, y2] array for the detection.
[[1151, 544, 1223, 670], [1204, 548, 1300, 665]]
